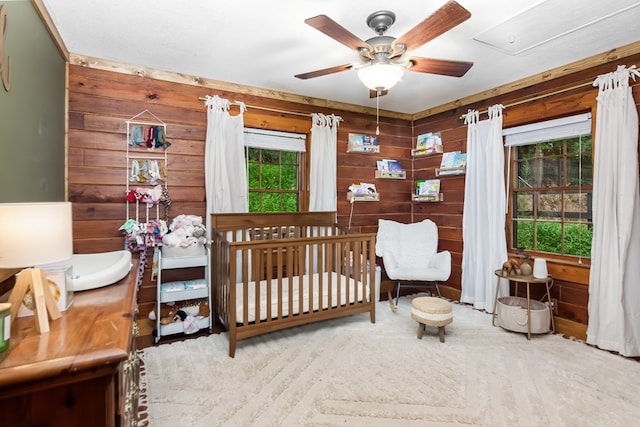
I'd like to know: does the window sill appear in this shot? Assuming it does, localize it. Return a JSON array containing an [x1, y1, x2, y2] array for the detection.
[[509, 253, 590, 285]]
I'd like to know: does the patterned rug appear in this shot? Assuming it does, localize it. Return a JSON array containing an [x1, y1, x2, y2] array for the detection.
[[138, 296, 640, 426]]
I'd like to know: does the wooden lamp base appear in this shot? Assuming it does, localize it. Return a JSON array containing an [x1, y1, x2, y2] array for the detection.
[[7, 268, 62, 334]]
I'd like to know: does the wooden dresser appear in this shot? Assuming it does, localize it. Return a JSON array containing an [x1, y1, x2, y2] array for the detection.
[[0, 265, 139, 427]]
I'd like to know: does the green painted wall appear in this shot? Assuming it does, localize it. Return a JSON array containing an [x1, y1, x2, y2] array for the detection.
[[0, 0, 65, 202]]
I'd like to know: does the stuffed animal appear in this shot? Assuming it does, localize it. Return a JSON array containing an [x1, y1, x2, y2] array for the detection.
[[149, 298, 211, 325]]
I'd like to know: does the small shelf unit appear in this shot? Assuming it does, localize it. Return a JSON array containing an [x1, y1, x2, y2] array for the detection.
[[155, 245, 212, 343]]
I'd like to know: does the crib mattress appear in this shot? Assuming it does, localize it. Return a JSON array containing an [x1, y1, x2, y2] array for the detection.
[[235, 271, 369, 323]]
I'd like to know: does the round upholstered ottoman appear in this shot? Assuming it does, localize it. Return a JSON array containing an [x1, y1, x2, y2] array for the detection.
[[411, 296, 453, 343]]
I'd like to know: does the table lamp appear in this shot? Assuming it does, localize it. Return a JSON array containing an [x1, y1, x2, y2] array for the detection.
[[0, 202, 73, 333]]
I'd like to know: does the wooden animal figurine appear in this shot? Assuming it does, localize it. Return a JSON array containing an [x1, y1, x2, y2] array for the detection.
[[502, 258, 522, 275]]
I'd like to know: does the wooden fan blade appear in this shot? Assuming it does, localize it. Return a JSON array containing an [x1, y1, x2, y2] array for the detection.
[[409, 57, 473, 77], [295, 64, 353, 80], [305, 15, 372, 51], [369, 89, 389, 98], [393, 1, 471, 50]]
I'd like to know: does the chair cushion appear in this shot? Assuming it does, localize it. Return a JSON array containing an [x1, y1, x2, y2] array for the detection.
[[376, 218, 437, 259], [377, 218, 451, 281]]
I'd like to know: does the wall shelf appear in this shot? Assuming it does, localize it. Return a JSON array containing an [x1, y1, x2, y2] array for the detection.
[[436, 167, 466, 177], [412, 146, 443, 157], [412, 193, 443, 202], [347, 142, 380, 153], [347, 192, 380, 202], [375, 170, 406, 179]]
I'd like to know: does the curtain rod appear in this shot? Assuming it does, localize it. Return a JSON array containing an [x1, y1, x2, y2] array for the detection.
[[198, 96, 319, 119], [458, 81, 595, 120]]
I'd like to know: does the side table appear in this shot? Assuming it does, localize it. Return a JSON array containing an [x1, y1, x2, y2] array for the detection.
[[492, 269, 555, 339]]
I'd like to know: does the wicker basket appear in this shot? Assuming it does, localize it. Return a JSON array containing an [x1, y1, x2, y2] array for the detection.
[[496, 296, 550, 334]]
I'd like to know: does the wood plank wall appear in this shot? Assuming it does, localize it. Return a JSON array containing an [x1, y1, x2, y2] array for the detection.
[[412, 52, 640, 339], [67, 64, 412, 332], [68, 51, 640, 343]]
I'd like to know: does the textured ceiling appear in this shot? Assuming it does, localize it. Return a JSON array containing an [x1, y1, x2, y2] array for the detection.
[[42, 0, 640, 114]]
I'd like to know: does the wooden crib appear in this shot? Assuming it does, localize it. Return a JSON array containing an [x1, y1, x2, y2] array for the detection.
[[211, 211, 376, 357]]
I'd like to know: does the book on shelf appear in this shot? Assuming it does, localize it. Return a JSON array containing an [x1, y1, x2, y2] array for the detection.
[[438, 151, 467, 175], [348, 182, 377, 195], [415, 132, 443, 154], [347, 133, 379, 153], [348, 133, 377, 146], [416, 179, 440, 195], [377, 159, 403, 172]]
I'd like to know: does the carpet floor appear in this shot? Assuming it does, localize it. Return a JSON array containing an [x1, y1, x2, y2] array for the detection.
[[138, 296, 640, 426]]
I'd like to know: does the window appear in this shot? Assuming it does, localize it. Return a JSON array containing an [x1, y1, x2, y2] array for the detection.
[[504, 113, 593, 258], [244, 129, 307, 213]]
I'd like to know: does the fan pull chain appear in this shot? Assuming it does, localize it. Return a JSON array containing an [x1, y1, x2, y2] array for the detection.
[[375, 90, 380, 135]]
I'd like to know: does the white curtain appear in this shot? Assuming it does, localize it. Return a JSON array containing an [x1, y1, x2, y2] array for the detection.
[[460, 105, 509, 312], [309, 113, 340, 211], [587, 65, 640, 357], [204, 95, 248, 238]]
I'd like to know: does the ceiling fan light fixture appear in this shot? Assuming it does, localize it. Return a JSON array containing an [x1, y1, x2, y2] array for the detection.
[[357, 63, 404, 91]]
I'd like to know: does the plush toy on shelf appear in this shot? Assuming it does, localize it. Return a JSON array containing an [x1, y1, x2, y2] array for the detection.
[[148, 298, 210, 325]]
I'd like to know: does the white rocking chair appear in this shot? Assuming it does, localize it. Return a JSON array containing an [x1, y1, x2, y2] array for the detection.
[[376, 219, 451, 309]]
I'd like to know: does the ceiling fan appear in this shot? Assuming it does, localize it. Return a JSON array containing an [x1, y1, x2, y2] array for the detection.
[[295, 0, 474, 97]]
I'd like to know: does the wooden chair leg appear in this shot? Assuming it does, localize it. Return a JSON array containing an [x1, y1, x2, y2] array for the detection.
[[417, 323, 425, 339], [438, 326, 445, 343]]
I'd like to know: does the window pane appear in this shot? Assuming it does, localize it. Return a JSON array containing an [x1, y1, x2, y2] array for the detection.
[[567, 135, 592, 154], [514, 220, 534, 250], [262, 193, 281, 212], [516, 160, 537, 188], [249, 192, 261, 212], [563, 190, 592, 222], [282, 193, 298, 212], [580, 153, 592, 185], [541, 157, 562, 187], [537, 191, 561, 218], [281, 165, 297, 190], [562, 222, 592, 257], [247, 162, 259, 189], [260, 164, 280, 189], [518, 145, 536, 160], [540, 140, 563, 156], [281, 151, 297, 164], [566, 153, 593, 186], [536, 221, 561, 253], [262, 149, 280, 164], [514, 191, 533, 219], [247, 148, 259, 162]]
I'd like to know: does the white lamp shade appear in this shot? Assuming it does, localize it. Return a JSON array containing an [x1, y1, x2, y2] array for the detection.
[[0, 202, 73, 268], [357, 63, 404, 91], [532, 258, 548, 279]]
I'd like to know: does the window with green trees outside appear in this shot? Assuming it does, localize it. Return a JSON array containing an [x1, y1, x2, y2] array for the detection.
[[247, 147, 301, 212], [512, 134, 593, 258]]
